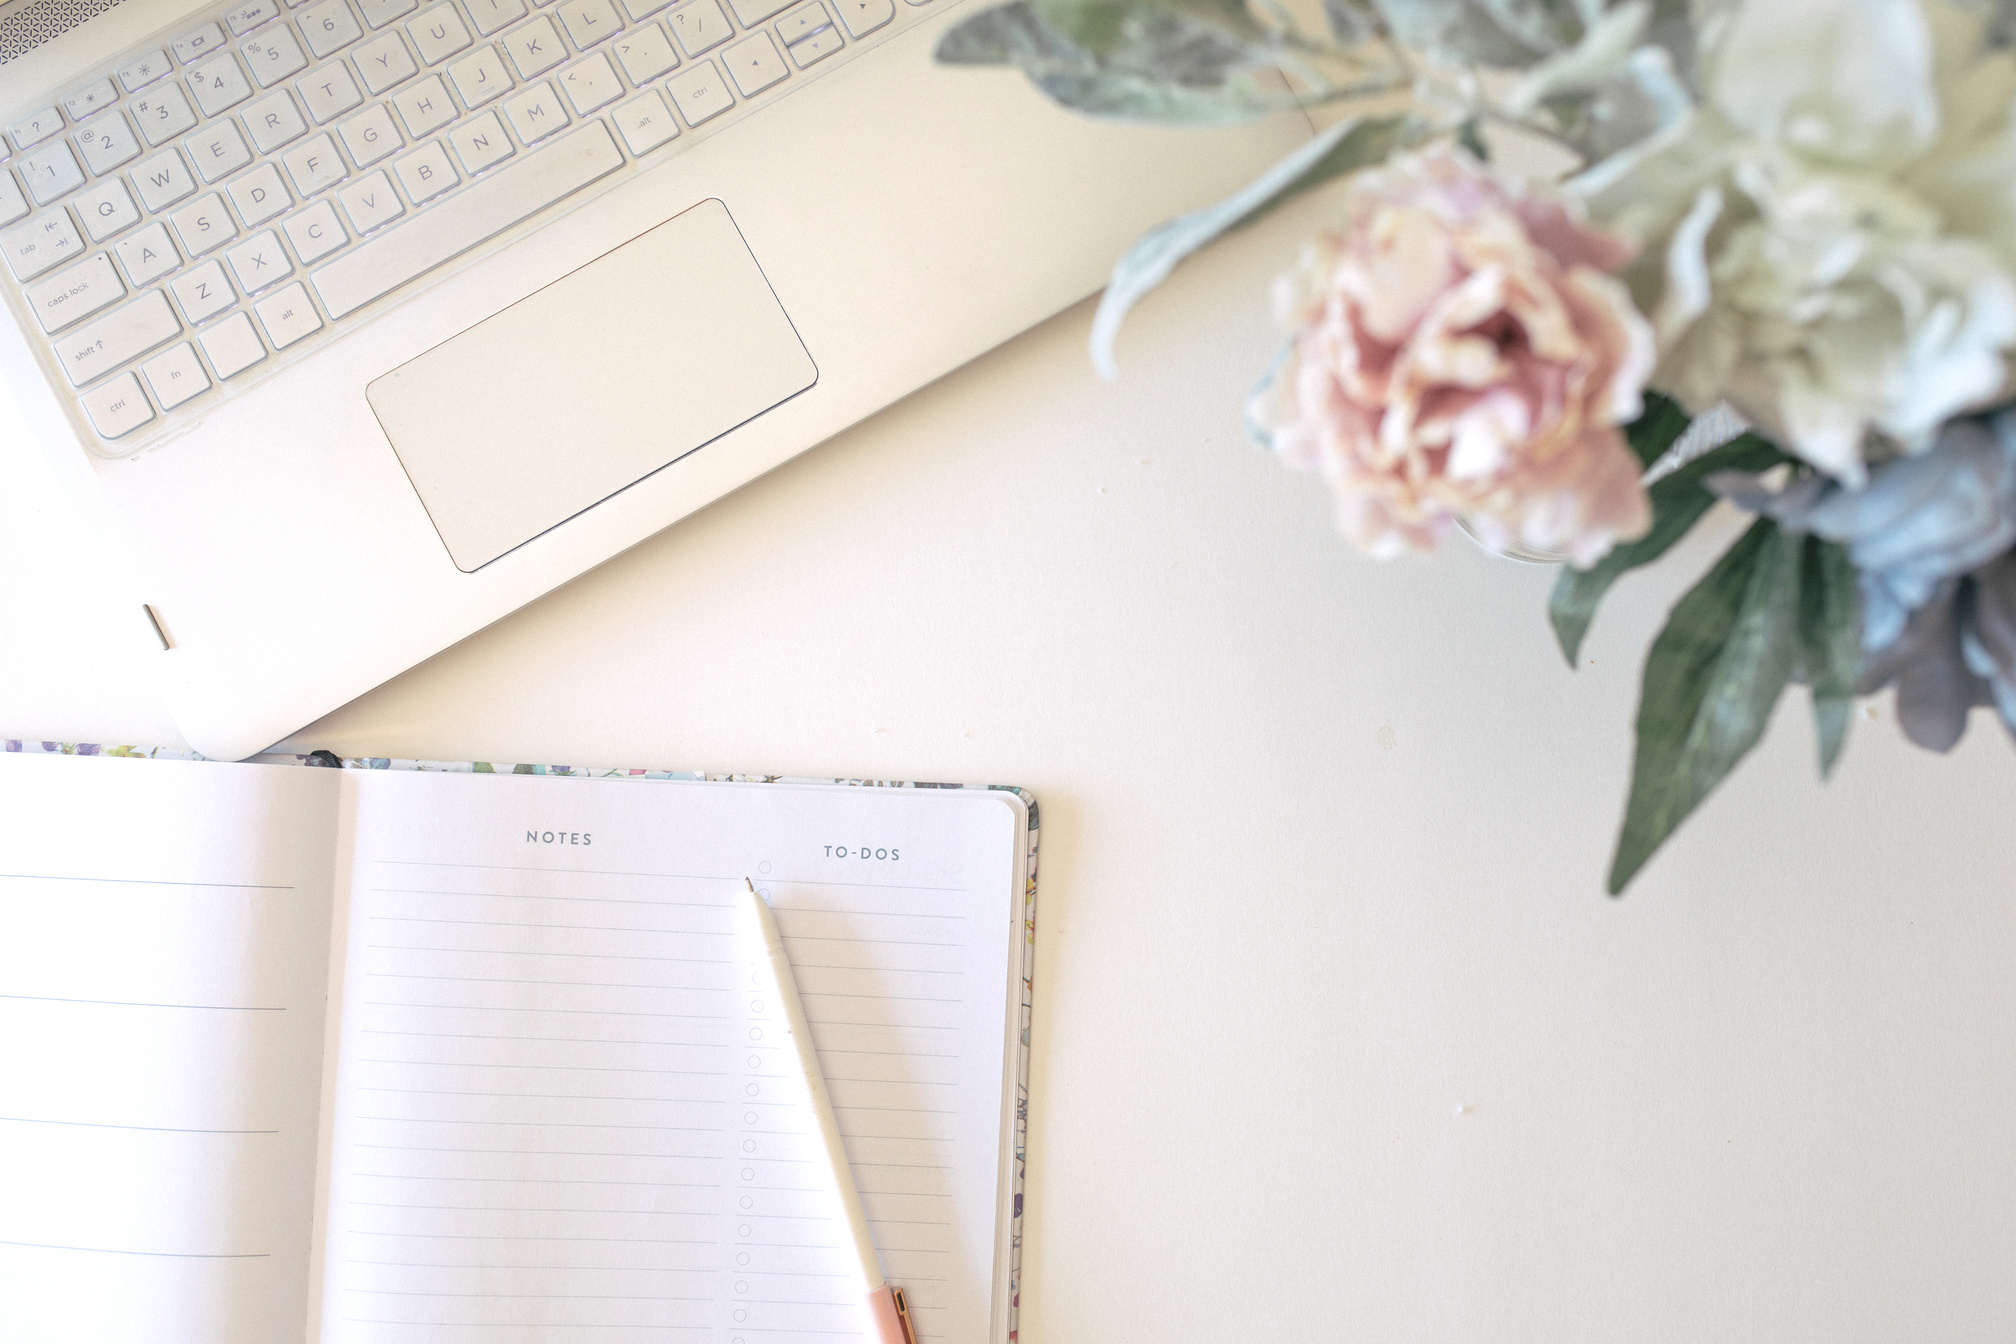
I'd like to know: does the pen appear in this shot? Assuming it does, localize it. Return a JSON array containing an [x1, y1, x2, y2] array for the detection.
[[742, 879, 920, 1344]]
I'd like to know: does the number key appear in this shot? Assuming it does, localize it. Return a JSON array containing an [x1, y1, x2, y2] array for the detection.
[[19, 142, 84, 206], [131, 80, 200, 145], [299, 0, 365, 57]]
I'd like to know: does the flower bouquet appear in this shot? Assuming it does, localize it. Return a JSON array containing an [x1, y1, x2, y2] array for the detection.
[[936, 0, 2016, 891]]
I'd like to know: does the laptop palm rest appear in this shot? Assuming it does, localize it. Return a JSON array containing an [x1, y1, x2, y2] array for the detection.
[[366, 198, 817, 572]]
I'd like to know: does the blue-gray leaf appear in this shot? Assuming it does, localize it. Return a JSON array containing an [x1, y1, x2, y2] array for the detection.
[[1089, 112, 1422, 380]]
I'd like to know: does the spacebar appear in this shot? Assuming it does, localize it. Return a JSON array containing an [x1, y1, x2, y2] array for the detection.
[[312, 121, 625, 321]]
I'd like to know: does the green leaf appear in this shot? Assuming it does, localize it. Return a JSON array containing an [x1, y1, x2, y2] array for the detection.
[[1798, 535, 1860, 778], [934, 0, 1285, 123], [1608, 519, 1804, 894], [1090, 112, 1422, 377], [1622, 388, 1690, 471], [1549, 431, 1790, 666], [1033, 0, 1262, 53]]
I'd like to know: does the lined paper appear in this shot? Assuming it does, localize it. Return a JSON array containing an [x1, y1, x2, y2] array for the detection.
[[0, 752, 338, 1344], [317, 770, 1023, 1344]]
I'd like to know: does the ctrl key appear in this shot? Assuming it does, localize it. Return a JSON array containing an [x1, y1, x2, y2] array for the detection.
[[82, 371, 156, 439]]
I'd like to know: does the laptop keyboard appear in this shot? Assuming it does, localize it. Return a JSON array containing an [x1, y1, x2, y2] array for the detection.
[[1, 0, 912, 452]]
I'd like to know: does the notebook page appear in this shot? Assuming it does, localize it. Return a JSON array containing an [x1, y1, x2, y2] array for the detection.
[[0, 752, 339, 1344], [316, 769, 1024, 1344]]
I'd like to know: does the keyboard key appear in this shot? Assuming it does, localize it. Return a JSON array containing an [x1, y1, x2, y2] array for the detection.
[[665, 57, 732, 124], [499, 85, 563, 147], [559, 52, 622, 113], [185, 119, 255, 182], [726, 0, 792, 24], [171, 193, 240, 255], [311, 120, 620, 318], [173, 21, 229, 63], [721, 32, 786, 95], [450, 44, 515, 106], [243, 89, 310, 152], [667, 0, 731, 56], [393, 139, 458, 201], [228, 162, 293, 225], [82, 371, 155, 438], [558, 0, 621, 47], [200, 311, 267, 377], [788, 24, 840, 65], [407, 3, 474, 63], [23, 253, 125, 332], [611, 88, 677, 154], [243, 25, 311, 85], [228, 228, 296, 289], [284, 198, 348, 261], [62, 80, 119, 122], [132, 149, 199, 212], [298, 61, 366, 122], [188, 51, 256, 115], [355, 29, 420, 91], [9, 107, 65, 151], [503, 14, 567, 75], [467, 0, 528, 34], [613, 21, 678, 81], [339, 103, 404, 164], [775, 3, 827, 45], [450, 106, 518, 171], [55, 290, 180, 386], [76, 111, 142, 174], [142, 341, 213, 409], [299, 0, 365, 56], [0, 170, 31, 226], [392, 74, 458, 136], [115, 221, 181, 286], [227, 0, 282, 33], [118, 50, 173, 92], [830, 0, 889, 37], [339, 169, 405, 232], [75, 178, 140, 241], [283, 133, 349, 195], [255, 280, 323, 347], [2, 208, 85, 280], [169, 257, 238, 322], [131, 81, 200, 146], [359, 0, 420, 25], [19, 142, 85, 206]]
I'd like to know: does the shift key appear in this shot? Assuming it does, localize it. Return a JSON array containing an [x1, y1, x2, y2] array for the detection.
[[55, 290, 181, 387]]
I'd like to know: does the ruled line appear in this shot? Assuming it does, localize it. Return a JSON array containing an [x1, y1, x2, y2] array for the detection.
[[0, 1239, 268, 1258], [349, 1290, 715, 1301], [373, 915, 722, 944], [351, 1175, 719, 1189], [370, 944, 737, 967], [355, 1144, 722, 1162], [0, 1115, 278, 1134], [358, 1060, 729, 1077], [353, 1203, 715, 1216], [0, 993, 283, 1011], [360, 1032, 728, 1048], [359, 1088, 725, 1103], [373, 860, 964, 893], [363, 1003, 730, 1020], [366, 973, 732, 993], [354, 1116, 724, 1133], [0, 872, 291, 890]]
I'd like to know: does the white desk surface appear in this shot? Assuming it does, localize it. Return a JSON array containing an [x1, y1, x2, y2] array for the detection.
[[6, 193, 2016, 1341]]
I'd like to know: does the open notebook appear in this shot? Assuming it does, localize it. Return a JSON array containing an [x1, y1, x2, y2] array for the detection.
[[0, 744, 1036, 1344]]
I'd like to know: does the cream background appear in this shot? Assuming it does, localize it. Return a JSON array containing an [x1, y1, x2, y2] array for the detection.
[[5, 187, 2015, 1340]]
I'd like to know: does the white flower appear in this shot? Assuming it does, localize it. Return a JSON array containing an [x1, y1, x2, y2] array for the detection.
[[1574, 0, 2016, 484]]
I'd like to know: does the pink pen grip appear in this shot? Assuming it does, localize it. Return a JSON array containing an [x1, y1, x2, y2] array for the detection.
[[866, 1283, 919, 1344]]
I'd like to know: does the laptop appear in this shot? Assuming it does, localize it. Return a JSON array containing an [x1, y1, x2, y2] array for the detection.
[[0, 0, 1303, 760]]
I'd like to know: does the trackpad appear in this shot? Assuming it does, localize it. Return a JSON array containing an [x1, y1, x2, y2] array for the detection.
[[368, 198, 817, 572]]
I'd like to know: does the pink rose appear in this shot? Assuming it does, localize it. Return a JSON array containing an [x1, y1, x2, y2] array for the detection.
[[1249, 148, 1658, 566]]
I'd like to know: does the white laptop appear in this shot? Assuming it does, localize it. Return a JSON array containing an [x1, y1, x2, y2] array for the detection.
[[0, 0, 1302, 760]]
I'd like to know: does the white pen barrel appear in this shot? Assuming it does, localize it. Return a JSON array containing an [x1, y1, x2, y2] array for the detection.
[[744, 886, 886, 1294]]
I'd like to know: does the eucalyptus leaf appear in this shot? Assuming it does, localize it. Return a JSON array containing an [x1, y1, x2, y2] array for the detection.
[[1798, 535, 1860, 777], [934, 0, 1286, 122], [1034, 0, 1263, 52], [1090, 113, 1422, 379], [1323, 0, 1380, 43], [1501, 0, 1649, 114], [1549, 429, 1789, 666], [1609, 518, 1804, 894], [1372, 0, 1586, 66]]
